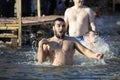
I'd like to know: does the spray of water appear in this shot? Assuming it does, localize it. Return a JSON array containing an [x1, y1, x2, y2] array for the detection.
[[74, 36, 114, 66], [31, 35, 115, 66], [0, 35, 114, 66]]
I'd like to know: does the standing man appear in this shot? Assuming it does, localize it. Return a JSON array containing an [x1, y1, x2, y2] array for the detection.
[[64, 0, 97, 40], [37, 18, 103, 66]]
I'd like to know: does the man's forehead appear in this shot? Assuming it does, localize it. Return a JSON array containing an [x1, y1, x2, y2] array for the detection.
[[55, 20, 65, 24]]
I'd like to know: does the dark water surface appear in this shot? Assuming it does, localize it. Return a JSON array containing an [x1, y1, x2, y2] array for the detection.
[[0, 15, 120, 80]]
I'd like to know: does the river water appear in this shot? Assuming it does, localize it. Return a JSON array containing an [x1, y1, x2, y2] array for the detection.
[[0, 14, 120, 80]]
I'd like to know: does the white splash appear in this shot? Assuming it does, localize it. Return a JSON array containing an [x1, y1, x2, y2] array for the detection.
[[74, 36, 113, 65]]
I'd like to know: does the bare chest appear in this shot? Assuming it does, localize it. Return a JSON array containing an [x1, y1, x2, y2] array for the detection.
[[49, 40, 74, 53], [69, 9, 88, 22]]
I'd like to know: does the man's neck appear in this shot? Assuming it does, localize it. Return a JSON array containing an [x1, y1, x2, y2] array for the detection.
[[74, 5, 83, 9], [53, 36, 64, 48], [54, 36, 63, 40]]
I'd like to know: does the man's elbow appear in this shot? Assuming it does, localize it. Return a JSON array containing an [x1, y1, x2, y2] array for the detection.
[[37, 58, 43, 64]]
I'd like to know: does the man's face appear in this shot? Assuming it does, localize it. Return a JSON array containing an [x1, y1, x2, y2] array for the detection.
[[53, 20, 66, 39], [73, 0, 84, 7]]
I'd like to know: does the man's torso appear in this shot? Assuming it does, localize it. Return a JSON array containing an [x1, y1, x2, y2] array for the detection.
[[66, 6, 91, 36], [48, 37, 75, 66]]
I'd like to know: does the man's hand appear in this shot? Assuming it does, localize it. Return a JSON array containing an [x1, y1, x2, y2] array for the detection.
[[39, 38, 49, 45], [95, 53, 104, 60], [39, 38, 50, 50]]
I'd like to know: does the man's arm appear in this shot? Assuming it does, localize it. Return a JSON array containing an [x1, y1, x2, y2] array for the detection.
[[64, 9, 69, 35], [74, 38, 103, 60], [37, 39, 49, 63], [88, 8, 97, 32], [90, 22, 96, 32]]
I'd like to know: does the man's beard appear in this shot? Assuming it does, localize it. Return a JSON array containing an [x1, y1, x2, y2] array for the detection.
[[54, 30, 65, 39]]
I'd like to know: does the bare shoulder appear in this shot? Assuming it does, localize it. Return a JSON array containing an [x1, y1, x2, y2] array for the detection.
[[83, 5, 93, 12], [48, 37, 54, 41], [83, 6, 91, 10], [65, 6, 74, 13]]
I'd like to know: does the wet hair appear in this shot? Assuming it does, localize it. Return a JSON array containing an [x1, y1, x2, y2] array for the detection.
[[52, 18, 65, 26]]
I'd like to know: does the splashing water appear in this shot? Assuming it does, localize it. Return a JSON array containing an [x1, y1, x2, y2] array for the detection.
[[31, 35, 116, 66], [74, 36, 114, 66], [0, 36, 114, 68], [0, 35, 114, 66], [32, 39, 38, 54]]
